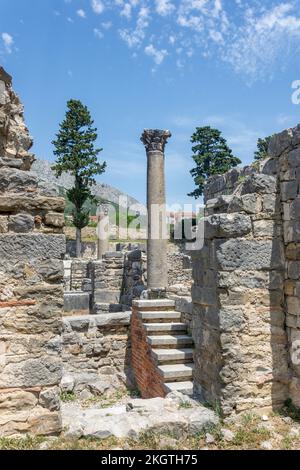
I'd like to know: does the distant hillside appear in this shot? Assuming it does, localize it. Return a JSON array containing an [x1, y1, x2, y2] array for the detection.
[[31, 158, 141, 209]]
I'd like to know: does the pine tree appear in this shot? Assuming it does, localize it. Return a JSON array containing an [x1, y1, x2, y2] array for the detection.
[[188, 126, 241, 198], [254, 136, 273, 161], [52, 99, 106, 257]]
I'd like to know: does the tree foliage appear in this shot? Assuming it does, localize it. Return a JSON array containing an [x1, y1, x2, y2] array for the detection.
[[254, 135, 273, 161], [188, 126, 241, 198], [52, 99, 106, 256]]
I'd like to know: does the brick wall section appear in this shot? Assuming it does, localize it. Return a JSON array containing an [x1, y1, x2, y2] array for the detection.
[[0, 68, 65, 436], [131, 302, 167, 398]]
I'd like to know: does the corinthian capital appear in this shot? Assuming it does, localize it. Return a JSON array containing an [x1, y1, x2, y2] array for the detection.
[[141, 129, 171, 153]]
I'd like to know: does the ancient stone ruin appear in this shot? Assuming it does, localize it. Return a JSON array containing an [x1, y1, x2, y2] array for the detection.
[[0, 67, 65, 435], [192, 131, 300, 417], [1, 67, 300, 439]]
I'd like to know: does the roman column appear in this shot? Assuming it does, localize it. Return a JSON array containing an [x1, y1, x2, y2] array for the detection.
[[97, 204, 110, 259], [141, 129, 171, 297]]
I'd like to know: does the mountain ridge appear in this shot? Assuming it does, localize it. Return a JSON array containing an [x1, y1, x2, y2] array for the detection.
[[31, 158, 141, 208]]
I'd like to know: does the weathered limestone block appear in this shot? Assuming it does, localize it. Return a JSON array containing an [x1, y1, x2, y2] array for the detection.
[[0, 234, 65, 263], [253, 220, 281, 238], [44, 212, 65, 228], [205, 213, 252, 239], [0, 356, 62, 388], [8, 213, 35, 233], [240, 174, 277, 195], [0, 304, 62, 336], [262, 194, 278, 213], [39, 387, 60, 411], [268, 127, 294, 158], [287, 261, 300, 280], [38, 259, 64, 283], [260, 157, 279, 176], [205, 195, 233, 215], [281, 181, 299, 202], [0, 195, 65, 213], [0, 404, 62, 437], [286, 296, 300, 315], [215, 239, 284, 271], [284, 198, 300, 221], [287, 148, 300, 168], [228, 193, 261, 214], [218, 270, 283, 290], [284, 221, 300, 243], [0, 168, 38, 193]]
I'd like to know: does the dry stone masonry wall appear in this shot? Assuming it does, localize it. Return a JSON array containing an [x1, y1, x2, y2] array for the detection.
[[270, 127, 300, 408], [192, 124, 300, 417], [61, 312, 134, 398], [0, 68, 66, 436]]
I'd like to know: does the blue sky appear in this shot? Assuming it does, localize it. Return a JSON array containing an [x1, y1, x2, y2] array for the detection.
[[1, 0, 300, 206]]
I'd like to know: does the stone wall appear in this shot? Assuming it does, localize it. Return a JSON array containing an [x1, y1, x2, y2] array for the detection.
[[269, 126, 300, 407], [61, 312, 134, 397], [167, 245, 193, 332], [204, 166, 256, 203], [192, 125, 300, 417], [0, 68, 65, 436], [167, 251, 192, 296], [70, 259, 89, 291], [121, 250, 146, 306], [90, 253, 125, 314]]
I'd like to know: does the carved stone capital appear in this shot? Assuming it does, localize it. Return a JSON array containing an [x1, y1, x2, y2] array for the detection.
[[141, 129, 171, 153]]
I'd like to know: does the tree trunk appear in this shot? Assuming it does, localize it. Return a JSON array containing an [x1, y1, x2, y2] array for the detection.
[[76, 227, 81, 258]]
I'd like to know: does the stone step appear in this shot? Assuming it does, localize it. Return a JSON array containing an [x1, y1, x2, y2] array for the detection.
[[138, 311, 182, 322], [144, 323, 187, 334], [151, 348, 194, 364], [158, 363, 194, 382], [93, 303, 123, 314], [133, 299, 175, 311], [147, 335, 194, 348], [164, 381, 194, 396], [94, 290, 121, 304]]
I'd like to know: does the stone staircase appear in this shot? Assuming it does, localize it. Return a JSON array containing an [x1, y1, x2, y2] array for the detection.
[[137, 302, 194, 396]]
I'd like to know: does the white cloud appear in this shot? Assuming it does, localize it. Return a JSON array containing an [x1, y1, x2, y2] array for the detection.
[[76, 9, 86, 18], [91, 0, 105, 15], [145, 44, 168, 64], [67, 1, 300, 81], [1, 32, 14, 54], [119, 6, 150, 48], [155, 0, 175, 16], [94, 28, 104, 38], [222, 2, 300, 81], [102, 21, 112, 29], [120, 3, 132, 19]]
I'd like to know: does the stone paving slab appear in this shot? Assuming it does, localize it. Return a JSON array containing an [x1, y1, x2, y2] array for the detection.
[[62, 393, 218, 440]]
